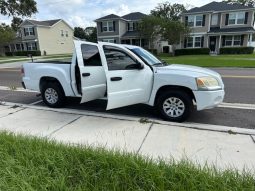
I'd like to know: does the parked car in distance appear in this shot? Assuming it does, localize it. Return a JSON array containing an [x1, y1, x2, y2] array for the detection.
[[22, 41, 225, 122]]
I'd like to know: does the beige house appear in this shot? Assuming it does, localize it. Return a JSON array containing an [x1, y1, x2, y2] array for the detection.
[[4, 19, 74, 55], [180, 1, 255, 53]]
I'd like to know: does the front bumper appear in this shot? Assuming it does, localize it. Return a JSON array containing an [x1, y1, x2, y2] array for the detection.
[[193, 89, 225, 110]]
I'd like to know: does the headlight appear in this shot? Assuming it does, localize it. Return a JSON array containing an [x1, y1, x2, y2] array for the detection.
[[196, 76, 221, 91]]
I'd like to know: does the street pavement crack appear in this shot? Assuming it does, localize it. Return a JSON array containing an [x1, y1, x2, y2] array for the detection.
[[0, 108, 26, 119], [46, 115, 82, 138], [137, 122, 154, 154]]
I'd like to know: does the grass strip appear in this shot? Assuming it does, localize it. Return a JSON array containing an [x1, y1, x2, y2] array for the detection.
[[0, 132, 254, 190], [160, 54, 255, 67]]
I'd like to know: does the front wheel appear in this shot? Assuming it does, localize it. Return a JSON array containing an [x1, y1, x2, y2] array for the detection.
[[41, 82, 66, 108], [156, 90, 193, 122]]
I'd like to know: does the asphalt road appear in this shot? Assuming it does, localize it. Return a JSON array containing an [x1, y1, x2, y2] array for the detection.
[[0, 67, 255, 129]]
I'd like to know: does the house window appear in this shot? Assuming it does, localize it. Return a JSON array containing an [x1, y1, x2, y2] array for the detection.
[[195, 15, 203, 26], [24, 27, 34, 36], [186, 37, 193, 48], [102, 21, 114, 32], [228, 12, 245, 25], [61, 30, 64, 37], [102, 39, 115, 43], [66, 31, 68, 37], [186, 36, 203, 48], [225, 36, 233, 46], [252, 34, 255, 42], [128, 22, 134, 31], [211, 14, 218, 25], [188, 15, 203, 27], [188, 16, 194, 27], [237, 12, 245, 24], [194, 37, 202, 47], [224, 35, 242, 46], [233, 35, 241, 45], [26, 42, 37, 51]]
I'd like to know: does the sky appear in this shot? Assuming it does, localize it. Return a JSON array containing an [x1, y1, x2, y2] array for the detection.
[[0, 0, 221, 28]]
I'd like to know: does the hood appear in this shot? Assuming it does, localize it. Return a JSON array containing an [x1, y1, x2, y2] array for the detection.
[[155, 64, 221, 78]]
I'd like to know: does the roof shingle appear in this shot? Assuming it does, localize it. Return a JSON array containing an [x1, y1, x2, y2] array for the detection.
[[185, 1, 254, 14], [208, 26, 255, 33], [27, 19, 61, 26], [121, 12, 147, 20]]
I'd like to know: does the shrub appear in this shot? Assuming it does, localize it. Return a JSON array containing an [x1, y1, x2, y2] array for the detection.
[[175, 48, 210, 56], [5, 51, 41, 56], [220, 47, 254, 54]]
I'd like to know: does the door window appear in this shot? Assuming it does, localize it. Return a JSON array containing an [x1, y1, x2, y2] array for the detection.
[[103, 46, 137, 70], [81, 44, 102, 66]]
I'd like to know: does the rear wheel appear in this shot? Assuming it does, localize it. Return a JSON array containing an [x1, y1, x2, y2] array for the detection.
[[156, 90, 193, 122], [41, 82, 66, 108]]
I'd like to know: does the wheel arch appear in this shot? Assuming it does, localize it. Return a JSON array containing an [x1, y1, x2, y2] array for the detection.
[[39, 76, 65, 96], [154, 85, 196, 106]]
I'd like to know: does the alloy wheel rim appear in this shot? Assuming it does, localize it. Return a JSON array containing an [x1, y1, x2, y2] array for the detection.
[[163, 97, 185, 118], [45, 88, 58, 104]]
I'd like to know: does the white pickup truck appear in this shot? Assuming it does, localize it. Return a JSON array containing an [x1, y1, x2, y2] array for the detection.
[[22, 41, 225, 122]]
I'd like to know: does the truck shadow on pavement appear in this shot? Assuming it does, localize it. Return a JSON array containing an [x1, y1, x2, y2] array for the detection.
[[35, 97, 255, 129]]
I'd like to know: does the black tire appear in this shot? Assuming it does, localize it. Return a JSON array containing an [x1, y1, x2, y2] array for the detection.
[[41, 82, 66, 108], [156, 90, 193, 122]]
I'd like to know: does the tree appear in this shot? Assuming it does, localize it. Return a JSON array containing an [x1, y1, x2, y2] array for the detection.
[[85, 27, 97, 43], [223, 0, 255, 6], [151, 2, 186, 21], [138, 16, 163, 49], [74, 27, 87, 40], [0, 23, 15, 55], [0, 0, 37, 17], [11, 17, 23, 31], [161, 20, 190, 54]]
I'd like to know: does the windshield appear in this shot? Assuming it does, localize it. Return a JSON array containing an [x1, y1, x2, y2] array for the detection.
[[129, 47, 163, 66]]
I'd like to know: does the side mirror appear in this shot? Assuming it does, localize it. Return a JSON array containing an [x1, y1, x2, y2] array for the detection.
[[136, 60, 144, 70]]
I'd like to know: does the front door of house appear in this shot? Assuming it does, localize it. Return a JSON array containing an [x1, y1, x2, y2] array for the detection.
[[209, 36, 217, 52]]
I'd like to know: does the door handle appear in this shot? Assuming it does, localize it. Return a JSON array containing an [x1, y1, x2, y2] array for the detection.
[[82, 73, 90, 77], [111, 77, 122, 81]]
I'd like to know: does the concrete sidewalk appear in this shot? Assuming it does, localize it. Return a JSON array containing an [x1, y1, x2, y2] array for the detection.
[[0, 103, 255, 172]]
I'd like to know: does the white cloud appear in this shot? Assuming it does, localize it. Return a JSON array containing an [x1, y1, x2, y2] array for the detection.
[[102, 4, 130, 16]]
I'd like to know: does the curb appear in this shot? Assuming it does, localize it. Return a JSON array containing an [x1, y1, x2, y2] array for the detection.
[[1, 101, 255, 136]]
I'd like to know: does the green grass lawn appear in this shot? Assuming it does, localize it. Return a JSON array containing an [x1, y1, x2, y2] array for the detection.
[[160, 54, 255, 67], [0, 132, 254, 190]]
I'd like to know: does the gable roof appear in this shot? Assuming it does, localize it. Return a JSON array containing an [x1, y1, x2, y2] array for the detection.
[[184, 1, 254, 14], [25, 19, 62, 26], [121, 12, 147, 20], [95, 12, 147, 21], [96, 14, 120, 21], [19, 19, 73, 30]]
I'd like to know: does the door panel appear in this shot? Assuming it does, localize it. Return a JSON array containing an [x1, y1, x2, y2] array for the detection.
[[74, 40, 107, 103], [98, 42, 153, 110]]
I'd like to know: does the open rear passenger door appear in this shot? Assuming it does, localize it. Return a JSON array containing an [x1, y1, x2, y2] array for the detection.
[[74, 40, 107, 103], [98, 42, 153, 110]]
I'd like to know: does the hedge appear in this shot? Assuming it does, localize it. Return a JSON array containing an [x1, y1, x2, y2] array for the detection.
[[175, 48, 210, 56], [220, 47, 254, 54], [5, 51, 41, 56]]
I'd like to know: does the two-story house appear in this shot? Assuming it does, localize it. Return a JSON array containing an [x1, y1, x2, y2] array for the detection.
[[95, 12, 149, 48], [180, 1, 255, 53], [4, 19, 74, 55]]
